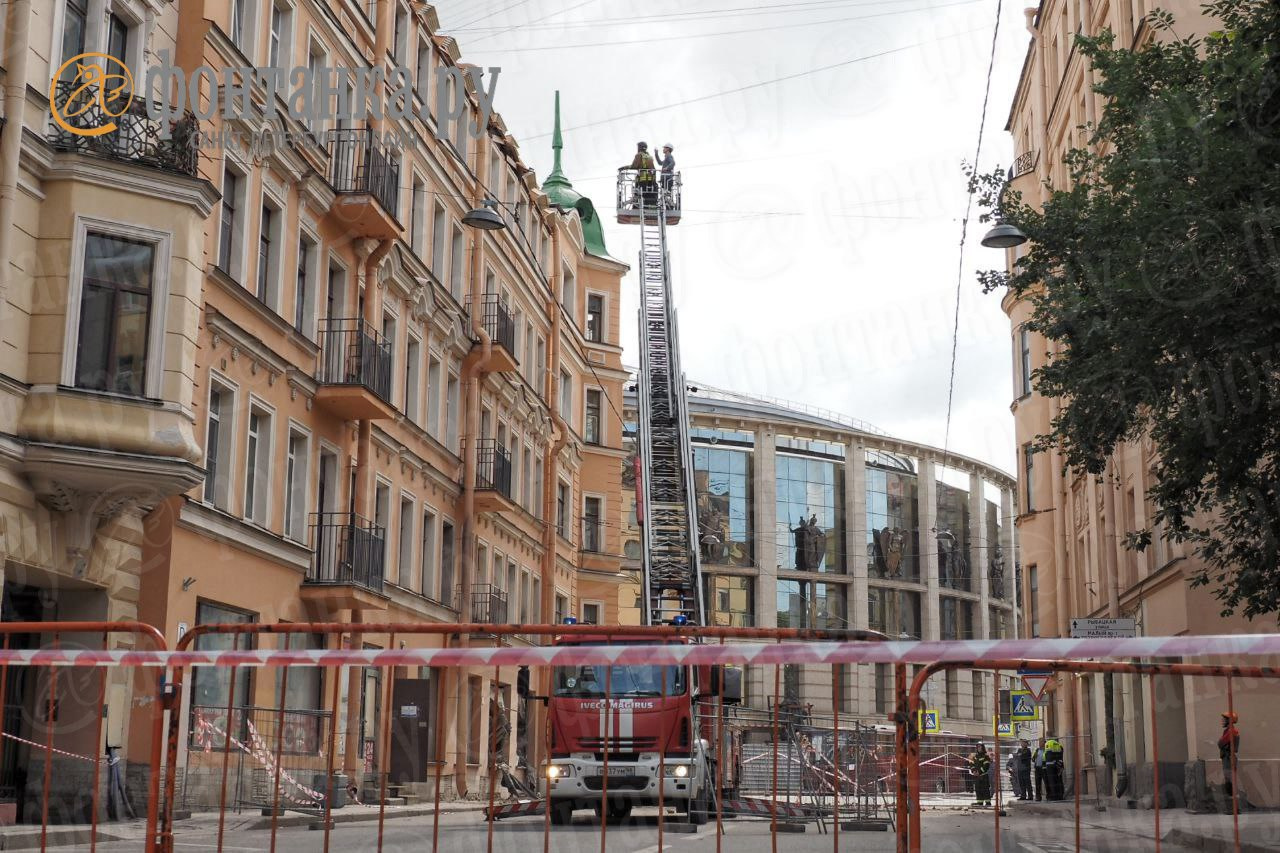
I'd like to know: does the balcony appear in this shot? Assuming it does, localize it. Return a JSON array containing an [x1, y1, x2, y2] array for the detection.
[[1010, 149, 1039, 190], [463, 584, 509, 624], [326, 128, 401, 239], [47, 81, 199, 177], [303, 512, 387, 609], [468, 295, 518, 373], [315, 318, 396, 420], [472, 439, 516, 514]]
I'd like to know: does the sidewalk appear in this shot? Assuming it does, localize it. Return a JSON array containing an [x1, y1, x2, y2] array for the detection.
[[999, 797, 1280, 852], [0, 800, 491, 849]]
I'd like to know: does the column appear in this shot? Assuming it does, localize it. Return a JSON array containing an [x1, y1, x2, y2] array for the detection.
[[972, 470, 991, 642], [918, 458, 939, 642], [847, 442, 871, 719], [1001, 486, 1016, 638], [751, 426, 777, 705]]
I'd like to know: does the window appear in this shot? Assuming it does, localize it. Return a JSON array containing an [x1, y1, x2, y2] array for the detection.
[[415, 40, 432, 108], [275, 631, 323, 751], [693, 442, 754, 567], [776, 580, 846, 629], [584, 389, 602, 445], [702, 575, 754, 627], [374, 481, 391, 561], [775, 450, 845, 572], [1019, 327, 1032, 397], [866, 457, 920, 581], [875, 663, 891, 714], [868, 587, 922, 639], [556, 481, 569, 538], [204, 381, 234, 509], [533, 458, 544, 520], [244, 405, 271, 524], [392, 2, 408, 62], [446, 373, 460, 451], [382, 313, 397, 399], [105, 12, 129, 69], [1022, 443, 1037, 513], [230, 0, 247, 51], [75, 232, 155, 397], [426, 357, 442, 436], [284, 429, 308, 541], [945, 670, 959, 717], [404, 336, 421, 423], [972, 672, 985, 721], [410, 177, 426, 255], [583, 496, 602, 552], [421, 509, 437, 599], [218, 167, 242, 275], [449, 226, 465, 301], [294, 232, 315, 334], [191, 601, 254, 745], [555, 593, 568, 624], [257, 202, 281, 308], [440, 520, 456, 606], [431, 203, 447, 280], [581, 601, 602, 625], [61, 0, 89, 68], [559, 369, 572, 423], [522, 446, 533, 510], [1028, 565, 1040, 638], [586, 294, 604, 342], [398, 496, 415, 588], [536, 336, 547, 389], [268, 1, 291, 68], [561, 264, 576, 318], [935, 478, 973, 591]]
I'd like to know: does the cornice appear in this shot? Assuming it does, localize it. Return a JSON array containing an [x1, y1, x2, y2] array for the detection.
[[177, 498, 311, 573]]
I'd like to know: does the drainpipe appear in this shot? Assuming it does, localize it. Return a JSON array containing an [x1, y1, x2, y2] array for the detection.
[[1101, 460, 1128, 795], [450, 129, 492, 798], [0, 0, 32, 325], [532, 221, 569, 775]]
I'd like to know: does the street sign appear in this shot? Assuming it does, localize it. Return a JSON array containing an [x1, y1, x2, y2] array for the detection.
[[919, 709, 942, 734], [993, 718, 1014, 738], [1019, 669, 1054, 701], [1010, 690, 1039, 722], [1070, 617, 1136, 639]]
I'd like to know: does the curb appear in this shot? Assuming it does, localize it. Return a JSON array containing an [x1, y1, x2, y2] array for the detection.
[[248, 802, 491, 830], [1163, 828, 1278, 853], [0, 829, 127, 851]]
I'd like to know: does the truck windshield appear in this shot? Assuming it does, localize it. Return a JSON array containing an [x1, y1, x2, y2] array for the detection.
[[553, 664, 685, 697]]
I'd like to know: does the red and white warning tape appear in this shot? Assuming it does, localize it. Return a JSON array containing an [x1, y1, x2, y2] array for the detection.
[[0, 730, 106, 764], [0, 634, 1275, 668], [192, 712, 326, 807]]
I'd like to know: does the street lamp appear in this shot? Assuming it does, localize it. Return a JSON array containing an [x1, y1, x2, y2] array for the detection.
[[462, 198, 506, 231], [981, 221, 1028, 249]]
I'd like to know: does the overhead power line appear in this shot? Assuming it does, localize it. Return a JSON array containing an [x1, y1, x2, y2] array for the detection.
[[520, 25, 985, 140], [473, 1, 981, 52]]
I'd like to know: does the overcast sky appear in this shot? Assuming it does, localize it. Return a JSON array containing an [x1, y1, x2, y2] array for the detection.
[[433, 0, 1032, 474]]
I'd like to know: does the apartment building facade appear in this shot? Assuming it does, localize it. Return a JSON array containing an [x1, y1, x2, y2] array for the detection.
[[1003, 0, 1276, 807], [621, 386, 1019, 740], [3, 0, 627, 821]]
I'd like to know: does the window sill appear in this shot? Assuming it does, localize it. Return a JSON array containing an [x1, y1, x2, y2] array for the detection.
[[55, 384, 166, 408]]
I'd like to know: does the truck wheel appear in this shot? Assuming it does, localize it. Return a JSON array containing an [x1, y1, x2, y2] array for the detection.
[[689, 783, 710, 826], [550, 802, 573, 825]]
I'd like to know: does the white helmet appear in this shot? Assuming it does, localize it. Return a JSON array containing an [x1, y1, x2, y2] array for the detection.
[[663, 143, 673, 151]]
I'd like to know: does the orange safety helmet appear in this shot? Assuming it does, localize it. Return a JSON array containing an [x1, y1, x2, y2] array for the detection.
[[1221, 711, 1239, 723]]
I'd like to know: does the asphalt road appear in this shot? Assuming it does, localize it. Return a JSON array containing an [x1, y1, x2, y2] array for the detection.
[[69, 807, 1207, 853]]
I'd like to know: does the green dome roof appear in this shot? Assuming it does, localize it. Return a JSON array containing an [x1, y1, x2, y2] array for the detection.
[[540, 91, 610, 259]]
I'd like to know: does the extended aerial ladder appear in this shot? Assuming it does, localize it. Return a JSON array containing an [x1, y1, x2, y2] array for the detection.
[[616, 169, 704, 627]]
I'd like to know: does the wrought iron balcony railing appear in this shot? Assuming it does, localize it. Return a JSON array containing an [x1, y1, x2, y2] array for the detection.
[[307, 512, 386, 594], [1011, 149, 1038, 179], [474, 439, 514, 499], [47, 80, 199, 177], [318, 318, 393, 402], [327, 128, 400, 219], [463, 584, 508, 624], [469, 294, 517, 357]]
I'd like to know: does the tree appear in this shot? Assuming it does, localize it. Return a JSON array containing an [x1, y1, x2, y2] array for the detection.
[[975, 0, 1280, 618]]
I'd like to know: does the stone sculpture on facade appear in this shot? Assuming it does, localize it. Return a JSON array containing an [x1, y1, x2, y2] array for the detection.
[[794, 514, 827, 571]]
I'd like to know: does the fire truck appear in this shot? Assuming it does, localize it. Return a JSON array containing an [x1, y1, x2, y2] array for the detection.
[[539, 632, 742, 824]]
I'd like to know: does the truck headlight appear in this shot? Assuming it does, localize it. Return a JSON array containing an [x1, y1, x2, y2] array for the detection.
[[547, 764, 573, 779], [664, 764, 690, 777]]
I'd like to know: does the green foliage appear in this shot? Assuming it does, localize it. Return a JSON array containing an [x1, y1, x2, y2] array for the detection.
[[975, 0, 1280, 618]]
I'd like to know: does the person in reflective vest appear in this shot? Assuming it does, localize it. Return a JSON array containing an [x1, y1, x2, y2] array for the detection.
[[623, 142, 657, 208], [969, 742, 993, 807], [1043, 736, 1066, 800]]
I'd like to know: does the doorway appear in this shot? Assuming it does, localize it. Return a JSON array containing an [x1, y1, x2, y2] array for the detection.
[[389, 675, 437, 784]]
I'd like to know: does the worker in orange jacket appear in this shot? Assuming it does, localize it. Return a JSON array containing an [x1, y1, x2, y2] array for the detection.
[[1219, 711, 1241, 797]]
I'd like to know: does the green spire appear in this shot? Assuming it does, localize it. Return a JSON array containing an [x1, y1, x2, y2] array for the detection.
[[541, 90, 576, 203], [540, 91, 612, 259]]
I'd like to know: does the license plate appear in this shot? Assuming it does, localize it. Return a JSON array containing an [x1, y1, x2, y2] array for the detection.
[[599, 766, 634, 777]]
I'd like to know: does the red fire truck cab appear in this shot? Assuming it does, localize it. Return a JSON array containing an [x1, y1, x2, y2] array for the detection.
[[538, 633, 742, 825]]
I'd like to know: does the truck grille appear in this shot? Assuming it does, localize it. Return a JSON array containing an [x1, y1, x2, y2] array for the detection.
[[579, 737, 658, 752]]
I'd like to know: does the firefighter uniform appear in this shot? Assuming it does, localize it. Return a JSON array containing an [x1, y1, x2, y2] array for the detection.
[[1044, 737, 1066, 800]]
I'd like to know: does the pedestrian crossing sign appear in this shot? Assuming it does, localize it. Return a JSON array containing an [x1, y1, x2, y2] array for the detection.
[[993, 718, 1014, 737], [919, 709, 941, 734], [1011, 690, 1039, 722]]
